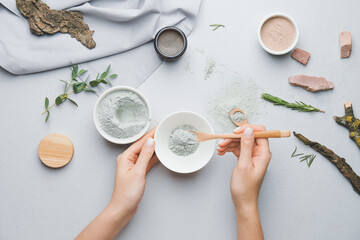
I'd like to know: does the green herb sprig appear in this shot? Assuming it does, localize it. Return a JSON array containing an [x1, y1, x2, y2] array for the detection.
[[42, 64, 118, 123], [261, 93, 324, 113], [291, 146, 316, 167], [210, 24, 225, 31]]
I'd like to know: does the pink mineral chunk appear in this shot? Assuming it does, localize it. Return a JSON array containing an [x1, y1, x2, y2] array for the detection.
[[340, 31, 352, 58], [291, 48, 311, 65], [288, 75, 334, 92]]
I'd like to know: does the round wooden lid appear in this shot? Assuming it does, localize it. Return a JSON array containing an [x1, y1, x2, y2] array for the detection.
[[38, 133, 74, 168]]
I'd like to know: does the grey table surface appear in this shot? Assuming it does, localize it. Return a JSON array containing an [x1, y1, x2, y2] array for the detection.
[[1, 0, 360, 239]]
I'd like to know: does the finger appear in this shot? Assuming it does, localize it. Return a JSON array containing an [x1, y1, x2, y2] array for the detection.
[[218, 138, 233, 147], [146, 154, 159, 175], [254, 125, 269, 149], [218, 147, 240, 154], [217, 142, 239, 152], [125, 127, 157, 155], [235, 124, 269, 149], [238, 127, 254, 167], [135, 138, 156, 174]]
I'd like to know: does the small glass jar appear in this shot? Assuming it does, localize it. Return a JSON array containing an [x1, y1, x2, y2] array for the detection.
[[154, 26, 187, 61]]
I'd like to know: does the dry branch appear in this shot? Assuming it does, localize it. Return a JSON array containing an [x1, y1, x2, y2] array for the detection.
[[294, 131, 360, 195]]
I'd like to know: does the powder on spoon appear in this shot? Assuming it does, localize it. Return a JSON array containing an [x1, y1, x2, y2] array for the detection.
[[260, 17, 295, 52], [157, 30, 184, 56], [168, 125, 199, 156], [97, 90, 149, 139], [230, 111, 246, 123]]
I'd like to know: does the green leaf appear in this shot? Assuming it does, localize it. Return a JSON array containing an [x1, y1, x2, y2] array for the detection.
[[45, 97, 49, 109], [101, 79, 107, 84], [45, 111, 50, 123], [109, 74, 118, 79], [84, 88, 96, 93], [100, 72, 107, 79], [55, 94, 66, 105], [89, 81, 99, 87], [104, 65, 111, 76], [307, 155, 316, 167], [71, 65, 78, 79], [67, 98, 78, 107], [59, 80, 69, 85], [78, 69, 87, 76], [73, 82, 86, 93]]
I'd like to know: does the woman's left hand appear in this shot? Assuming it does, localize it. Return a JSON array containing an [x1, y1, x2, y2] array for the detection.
[[109, 127, 158, 216], [75, 128, 159, 240]]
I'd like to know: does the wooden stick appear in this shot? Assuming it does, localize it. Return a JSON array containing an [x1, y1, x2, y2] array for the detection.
[[193, 130, 291, 142]]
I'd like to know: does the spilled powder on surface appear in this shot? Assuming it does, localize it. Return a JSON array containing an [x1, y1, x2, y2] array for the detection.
[[208, 78, 263, 133], [168, 125, 199, 156], [204, 57, 216, 80], [97, 90, 149, 139]]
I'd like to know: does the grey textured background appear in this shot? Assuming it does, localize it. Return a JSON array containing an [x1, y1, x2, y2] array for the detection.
[[1, 0, 360, 239]]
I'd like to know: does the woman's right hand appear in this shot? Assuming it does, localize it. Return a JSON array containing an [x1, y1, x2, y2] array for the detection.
[[217, 124, 271, 211], [217, 124, 271, 240]]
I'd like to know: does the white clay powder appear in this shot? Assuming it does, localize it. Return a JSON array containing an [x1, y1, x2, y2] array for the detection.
[[168, 125, 199, 156], [97, 90, 149, 139]]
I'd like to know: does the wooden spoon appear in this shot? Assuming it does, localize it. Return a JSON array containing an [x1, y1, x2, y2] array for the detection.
[[229, 107, 248, 127], [191, 130, 291, 143]]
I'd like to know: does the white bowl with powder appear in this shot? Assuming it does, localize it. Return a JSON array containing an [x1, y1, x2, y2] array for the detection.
[[94, 86, 151, 144], [258, 12, 299, 55], [154, 111, 215, 174]]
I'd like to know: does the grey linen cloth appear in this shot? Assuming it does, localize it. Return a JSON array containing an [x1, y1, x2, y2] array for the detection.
[[0, 0, 201, 86]]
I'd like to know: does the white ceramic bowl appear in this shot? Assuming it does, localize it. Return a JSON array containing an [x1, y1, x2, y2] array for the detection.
[[154, 111, 215, 174], [93, 86, 151, 144], [258, 12, 299, 55]]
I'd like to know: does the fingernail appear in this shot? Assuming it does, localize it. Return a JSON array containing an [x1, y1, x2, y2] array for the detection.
[[218, 139, 224, 145], [243, 128, 253, 137], [234, 127, 242, 133], [146, 138, 154, 146]]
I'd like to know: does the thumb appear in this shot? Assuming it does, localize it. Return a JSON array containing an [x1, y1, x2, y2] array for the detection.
[[238, 128, 254, 167], [135, 138, 156, 174]]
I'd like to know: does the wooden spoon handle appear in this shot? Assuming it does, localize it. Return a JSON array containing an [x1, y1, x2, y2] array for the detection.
[[212, 130, 291, 139]]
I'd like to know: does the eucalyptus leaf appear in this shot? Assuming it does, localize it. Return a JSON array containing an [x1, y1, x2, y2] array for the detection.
[[89, 81, 99, 87], [100, 71, 107, 79], [73, 82, 86, 93], [109, 74, 118, 79], [105, 64, 111, 76], [67, 98, 78, 107], [45, 97, 49, 109], [55, 94, 66, 105], [45, 111, 50, 123], [84, 88, 96, 93], [78, 69, 87, 76]]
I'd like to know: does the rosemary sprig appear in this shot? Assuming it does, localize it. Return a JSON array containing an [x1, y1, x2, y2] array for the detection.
[[210, 24, 225, 31], [291, 146, 316, 167], [42, 64, 118, 123], [261, 93, 324, 113], [291, 146, 304, 157]]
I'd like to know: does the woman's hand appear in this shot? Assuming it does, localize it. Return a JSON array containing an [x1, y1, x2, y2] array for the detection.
[[217, 124, 271, 240], [109, 127, 158, 216], [75, 127, 158, 240]]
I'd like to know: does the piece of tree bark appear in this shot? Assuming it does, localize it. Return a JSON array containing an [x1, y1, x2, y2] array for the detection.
[[293, 131, 360, 195], [333, 101, 360, 149], [16, 0, 96, 49]]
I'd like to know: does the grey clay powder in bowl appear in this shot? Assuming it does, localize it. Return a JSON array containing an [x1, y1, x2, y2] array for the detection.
[[94, 86, 151, 144]]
